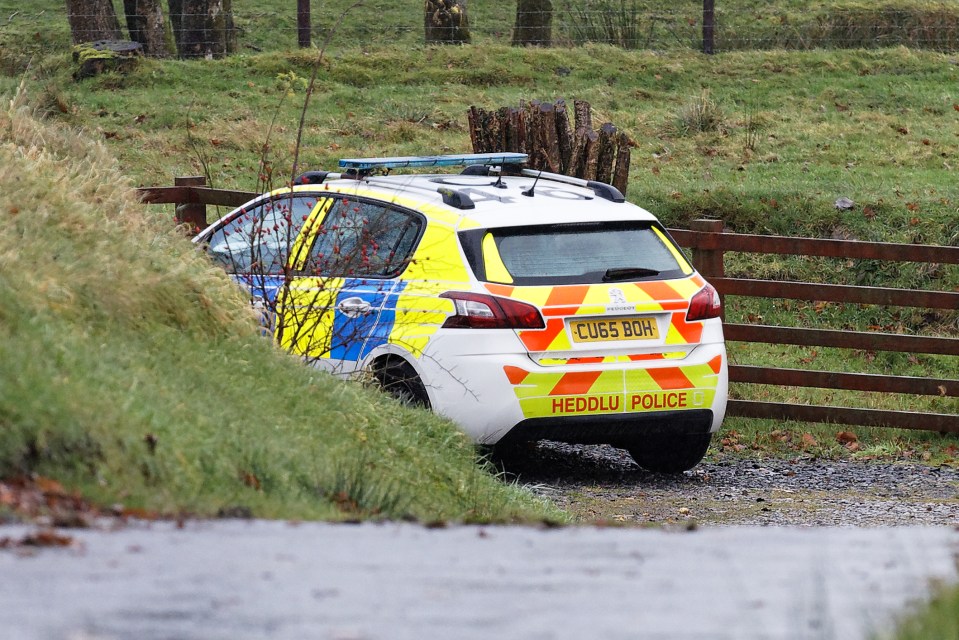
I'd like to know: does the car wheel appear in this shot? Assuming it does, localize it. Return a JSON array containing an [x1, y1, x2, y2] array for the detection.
[[375, 360, 431, 409], [626, 432, 713, 473]]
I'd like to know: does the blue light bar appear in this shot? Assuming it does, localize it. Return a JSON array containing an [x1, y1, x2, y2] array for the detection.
[[339, 152, 528, 171]]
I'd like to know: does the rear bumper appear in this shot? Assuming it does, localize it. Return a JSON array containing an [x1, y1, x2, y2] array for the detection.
[[413, 332, 727, 445]]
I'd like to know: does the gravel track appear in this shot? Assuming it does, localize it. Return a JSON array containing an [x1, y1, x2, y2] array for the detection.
[[499, 442, 959, 527]]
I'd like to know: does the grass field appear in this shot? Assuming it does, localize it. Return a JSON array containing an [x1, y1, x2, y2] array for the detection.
[[0, 1, 956, 508]]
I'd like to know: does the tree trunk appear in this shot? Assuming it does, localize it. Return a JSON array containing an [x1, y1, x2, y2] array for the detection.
[[168, 0, 182, 50], [124, 0, 171, 57], [424, 0, 470, 44], [66, 0, 122, 44], [168, 0, 235, 59], [512, 0, 552, 47]]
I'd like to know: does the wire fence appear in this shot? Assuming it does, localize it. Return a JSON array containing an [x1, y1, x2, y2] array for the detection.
[[5, 2, 959, 56]]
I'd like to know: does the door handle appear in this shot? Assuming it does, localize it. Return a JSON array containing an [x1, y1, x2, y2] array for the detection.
[[337, 297, 372, 318]]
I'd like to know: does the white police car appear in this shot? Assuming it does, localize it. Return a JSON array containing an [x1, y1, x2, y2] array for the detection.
[[196, 153, 727, 472]]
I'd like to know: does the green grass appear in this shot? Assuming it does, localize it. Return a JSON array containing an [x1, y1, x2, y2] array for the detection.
[[0, 86, 561, 523], [0, 1, 957, 520], [891, 582, 959, 640]]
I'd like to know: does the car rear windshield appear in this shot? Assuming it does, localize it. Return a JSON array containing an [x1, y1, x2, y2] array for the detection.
[[459, 221, 692, 286]]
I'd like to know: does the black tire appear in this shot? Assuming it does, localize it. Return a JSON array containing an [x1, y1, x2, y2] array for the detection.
[[626, 432, 713, 473], [374, 360, 431, 409]]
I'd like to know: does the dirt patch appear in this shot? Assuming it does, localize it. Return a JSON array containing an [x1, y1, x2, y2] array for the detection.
[[497, 442, 959, 527]]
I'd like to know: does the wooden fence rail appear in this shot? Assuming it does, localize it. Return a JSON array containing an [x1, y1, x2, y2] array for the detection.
[[670, 219, 959, 433], [138, 180, 959, 433], [137, 176, 256, 230]]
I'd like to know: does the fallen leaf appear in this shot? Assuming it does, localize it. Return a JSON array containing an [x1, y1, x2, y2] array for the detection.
[[801, 433, 818, 447], [845, 441, 860, 453], [34, 477, 65, 496], [241, 471, 261, 491], [836, 431, 858, 444], [21, 530, 74, 547]]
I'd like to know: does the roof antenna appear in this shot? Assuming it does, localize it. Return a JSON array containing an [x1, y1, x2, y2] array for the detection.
[[522, 170, 542, 197], [492, 166, 507, 189]]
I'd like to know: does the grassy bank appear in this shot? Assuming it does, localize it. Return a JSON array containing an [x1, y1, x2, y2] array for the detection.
[[0, 86, 560, 523]]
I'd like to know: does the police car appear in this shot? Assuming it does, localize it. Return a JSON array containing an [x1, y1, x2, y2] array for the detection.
[[195, 153, 727, 472]]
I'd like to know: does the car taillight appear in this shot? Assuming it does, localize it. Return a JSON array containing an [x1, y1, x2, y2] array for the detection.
[[686, 284, 722, 321], [440, 292, 545, 329]]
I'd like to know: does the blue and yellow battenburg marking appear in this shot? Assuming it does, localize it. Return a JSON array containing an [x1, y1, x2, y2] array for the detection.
[[275, 185, 472, 361]]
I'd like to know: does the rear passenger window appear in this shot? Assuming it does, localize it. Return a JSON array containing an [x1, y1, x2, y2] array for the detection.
[[207, 194, 319, 275], [304, 198, 423, 278]]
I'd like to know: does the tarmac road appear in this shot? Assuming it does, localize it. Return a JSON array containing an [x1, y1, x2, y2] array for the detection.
[[1, 520, 957, 640]]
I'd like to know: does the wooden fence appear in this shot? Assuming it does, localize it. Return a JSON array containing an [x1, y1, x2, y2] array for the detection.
[[670, 219, 959, 433], [138, 180, 959, 433]]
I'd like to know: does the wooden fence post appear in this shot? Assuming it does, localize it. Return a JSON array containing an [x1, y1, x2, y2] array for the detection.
[[690, 218, 725, 319], [703, 0, 715, 55], [690, 218, 725, 278], [297, 0, 311, 48], [174, 175, 207, 231]]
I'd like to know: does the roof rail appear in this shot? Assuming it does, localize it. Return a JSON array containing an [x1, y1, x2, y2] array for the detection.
[[436, 187, 476, 210], [339, 152, 528, 174], [519, 169, 625, 203], [294, 170, 332, 185]]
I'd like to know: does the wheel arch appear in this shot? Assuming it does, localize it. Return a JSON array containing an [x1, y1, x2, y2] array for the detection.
[[363, 346, 434, 407]]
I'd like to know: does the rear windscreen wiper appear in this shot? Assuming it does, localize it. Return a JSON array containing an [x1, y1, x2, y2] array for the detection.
[[603, 267, 660, 282]]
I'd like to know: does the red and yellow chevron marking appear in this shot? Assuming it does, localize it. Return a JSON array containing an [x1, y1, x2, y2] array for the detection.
[[502, 355, 722, 418], [487, 275, 710, 354]]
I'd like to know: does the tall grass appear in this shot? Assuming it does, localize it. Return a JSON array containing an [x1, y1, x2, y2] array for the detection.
[[0, 85, 561, 523]]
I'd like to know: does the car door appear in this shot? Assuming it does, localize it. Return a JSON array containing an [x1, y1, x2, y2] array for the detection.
[[276, 195, 425, 374], [203, 191, 327, 329]]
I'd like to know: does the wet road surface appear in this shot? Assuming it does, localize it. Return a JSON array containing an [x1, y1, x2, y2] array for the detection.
[[1, 520, 957, 639]]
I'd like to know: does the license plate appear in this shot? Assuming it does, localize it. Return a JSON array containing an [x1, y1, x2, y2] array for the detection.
[[569, 317, 659, 343]]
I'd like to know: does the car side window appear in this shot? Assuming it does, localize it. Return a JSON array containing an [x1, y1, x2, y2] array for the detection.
[[305, 198, 423, 278], [207, 194, 320, 275]]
